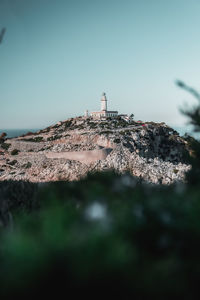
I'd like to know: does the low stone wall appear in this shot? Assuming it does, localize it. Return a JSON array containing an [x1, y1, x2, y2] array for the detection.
[[45, 148, 113, 164]]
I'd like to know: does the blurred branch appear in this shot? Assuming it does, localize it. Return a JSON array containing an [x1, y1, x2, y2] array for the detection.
[[0, 27, 6, 44], [176, 80, 200, 102], [176, 80, 200, 132]]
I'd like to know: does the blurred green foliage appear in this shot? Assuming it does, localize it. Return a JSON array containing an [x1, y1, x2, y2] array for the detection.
[[0, 172, 199, 298], [177, 81, 200, 185]]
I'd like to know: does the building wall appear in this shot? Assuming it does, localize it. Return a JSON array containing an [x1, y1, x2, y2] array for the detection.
[[91, 111, 106, 118], [106, 111, 118, 117], [90, 111, 118, 118]]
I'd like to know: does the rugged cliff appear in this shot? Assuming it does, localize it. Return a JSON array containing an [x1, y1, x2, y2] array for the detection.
[[0, 117, 190, 184]]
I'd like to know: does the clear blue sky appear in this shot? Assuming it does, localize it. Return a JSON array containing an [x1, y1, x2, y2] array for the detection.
[[1, 0, 200, 129]]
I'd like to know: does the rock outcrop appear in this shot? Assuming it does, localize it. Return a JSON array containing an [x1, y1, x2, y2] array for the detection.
[[0, 117, 191, 184]]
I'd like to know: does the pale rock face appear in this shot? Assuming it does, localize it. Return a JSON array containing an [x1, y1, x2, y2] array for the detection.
[[0, 117, 191, 184]]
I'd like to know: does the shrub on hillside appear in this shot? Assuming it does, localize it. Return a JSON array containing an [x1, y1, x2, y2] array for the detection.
[[10, 149, 19, 155], [64, 120, 72, 129], [1, 143, 10, 150], [47, 135, 61, 141]]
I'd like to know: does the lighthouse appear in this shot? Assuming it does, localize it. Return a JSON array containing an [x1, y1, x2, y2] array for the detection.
[[101, 92, 107, 111], [90, 92, 118, 118]]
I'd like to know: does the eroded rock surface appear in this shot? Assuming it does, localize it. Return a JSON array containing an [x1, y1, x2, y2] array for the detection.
[[0, 117, 191, 184]]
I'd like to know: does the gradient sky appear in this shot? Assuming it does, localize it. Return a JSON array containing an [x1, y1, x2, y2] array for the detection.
[[1, 0, 200, 129]]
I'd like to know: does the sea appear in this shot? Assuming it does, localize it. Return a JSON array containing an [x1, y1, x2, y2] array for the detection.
[[0, 125, 200, 140], [170, 125, 200, 140], [0, 129, 40, 138]]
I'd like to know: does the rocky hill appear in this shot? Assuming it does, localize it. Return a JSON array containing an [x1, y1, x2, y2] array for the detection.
[[0, 117, 190, 184]]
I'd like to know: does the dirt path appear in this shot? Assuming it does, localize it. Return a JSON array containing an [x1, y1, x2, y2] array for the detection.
[[45, 148, 113, 164]]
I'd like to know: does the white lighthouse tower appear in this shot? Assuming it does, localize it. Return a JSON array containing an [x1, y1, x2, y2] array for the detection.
[[101, 92, 107, 111], [90, 92, 118, 118]]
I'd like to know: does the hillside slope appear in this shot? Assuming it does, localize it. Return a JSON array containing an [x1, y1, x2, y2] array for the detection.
[[0, 117, 190, 184]]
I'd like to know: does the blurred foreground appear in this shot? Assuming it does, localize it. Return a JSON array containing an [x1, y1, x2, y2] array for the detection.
[[0, 170, 200, 298]]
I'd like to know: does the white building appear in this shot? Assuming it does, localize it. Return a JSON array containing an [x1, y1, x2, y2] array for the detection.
[[90, 93, 118, 118]]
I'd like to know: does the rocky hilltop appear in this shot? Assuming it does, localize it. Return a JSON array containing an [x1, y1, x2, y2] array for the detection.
[[0, 117, 190, 184]]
